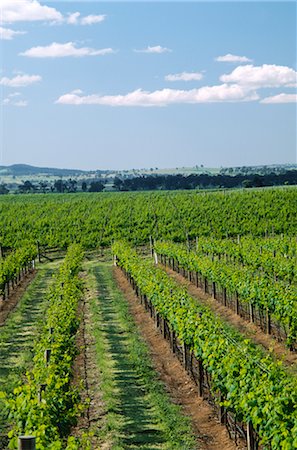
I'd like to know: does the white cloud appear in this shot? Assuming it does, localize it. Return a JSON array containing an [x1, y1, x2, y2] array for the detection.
[[14, 100, 28, 107], [56, 84, 258, 107], [1, 0, 106, 28], [0, 74, 42, 87], [69, 89, 84, 95], [220, 64, 297, 88], [1, 0, 63, 23], [8, 92, 21, 97], [66, 12, 106, 25], [216, 54, 253, 63], [260, 93, 297, 104], [81, 15, 106, 25], [134, 45, 172, 54], [20, 42, 115, 58], [0, 26, 26, 40], [165, 71, 203, 82], [2, 98, 28, 107], [66, 12, 81, 25]]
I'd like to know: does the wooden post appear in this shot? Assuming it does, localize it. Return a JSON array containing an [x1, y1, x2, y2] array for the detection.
[[186, 233, 190, 252], [171, 329, 176, 354], [235, 292, 239, 315], [37, 241, 41, 263], [38, 384, 46, 402], [163, 317, 166, 339], [197, 359, 203, 397], [223, 287, 227, 306], [218, 392, 226, 424], [212, 282, 216, 299], [204, 277, 207, 294], [249, 303, 254, 323], [266, 309, 271, 335], [183, 342, 188, 370], [18, 436, 36, 450], [44, 349, 51, 365], [149, 236, 154, 257], [246, 421, 256, 450], [156, 313, 160, 329]]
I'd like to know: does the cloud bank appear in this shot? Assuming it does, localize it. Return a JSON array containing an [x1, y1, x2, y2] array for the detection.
[[20, 42, 115, 58], [0, 74, 42, 87], [55, 62, 297, 107], [1, 0, 63, 23], [220, 64, 297, 88], [1, 0, 106, 39], [56, 84, 258, 107], [0, 26, 26, 40], [261, 93, 297, 104]]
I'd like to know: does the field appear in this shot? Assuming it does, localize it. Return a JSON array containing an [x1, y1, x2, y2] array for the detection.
[[0, 187, 296, 450]]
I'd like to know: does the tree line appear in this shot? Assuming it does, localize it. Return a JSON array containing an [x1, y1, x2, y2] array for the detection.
[[113, 170, 297, 191], [0, 170, 296, 195]]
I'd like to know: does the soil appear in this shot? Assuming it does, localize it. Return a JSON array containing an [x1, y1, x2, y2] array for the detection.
[[72, 278, 106, 449], [0, 270, 37, 327], [113, 266, 243, 450], [163, 266, 297, 373]]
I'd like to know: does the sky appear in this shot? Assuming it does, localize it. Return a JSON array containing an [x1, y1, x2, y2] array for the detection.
[[0, 0, 296, 170]]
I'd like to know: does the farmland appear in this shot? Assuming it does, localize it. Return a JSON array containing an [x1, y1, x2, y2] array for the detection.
[[0, 187, 296, 449]]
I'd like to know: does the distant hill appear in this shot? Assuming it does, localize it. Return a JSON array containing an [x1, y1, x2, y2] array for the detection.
[[0, 164, 86, 177], [0, 163, 296, 179]]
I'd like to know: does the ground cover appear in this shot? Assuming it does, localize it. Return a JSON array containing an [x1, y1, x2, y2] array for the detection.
[[81, 260, 197, 449]]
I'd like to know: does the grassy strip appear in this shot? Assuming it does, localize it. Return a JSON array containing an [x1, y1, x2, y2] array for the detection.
[[0, 266, 55, 447], [88, 261, 197, 449]]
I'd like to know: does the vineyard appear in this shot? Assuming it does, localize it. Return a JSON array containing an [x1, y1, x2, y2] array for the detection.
[[0, 186, 296, 449]]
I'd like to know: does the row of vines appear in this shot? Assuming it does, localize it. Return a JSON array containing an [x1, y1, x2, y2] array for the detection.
[[154, 241, 297, 349], [0, 188, 296, 249], [0, 245, 37, 299], [112, 241, 297, 450], [0, 244, 90, 450]]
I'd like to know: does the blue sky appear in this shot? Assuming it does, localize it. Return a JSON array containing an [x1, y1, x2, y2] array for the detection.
[[0, 1, 296, 170]]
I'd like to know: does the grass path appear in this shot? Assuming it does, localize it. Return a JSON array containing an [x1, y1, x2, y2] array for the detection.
[[85, 261, 196, 449], [0, 262, 59, 441]]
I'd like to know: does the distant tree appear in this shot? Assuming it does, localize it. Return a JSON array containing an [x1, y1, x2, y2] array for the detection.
[[81, 181, 87, 192], [0, 184, 9, 195], [54, 179, 65, 193], [39, 181, 48, 193], [242, 179, 253, 188], [18, 180, 35, 193], [88, 181, 104, 192], [113, 177, 123, 190], [67, 178, 77, 193]]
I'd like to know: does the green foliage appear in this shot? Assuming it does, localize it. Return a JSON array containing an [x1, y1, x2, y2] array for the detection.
[[112, 241, 297, 449], [2, 244, 87, 449], [0, 188, 296, 249], [0, 245, 37, 295], [154, 241, 297, 347]]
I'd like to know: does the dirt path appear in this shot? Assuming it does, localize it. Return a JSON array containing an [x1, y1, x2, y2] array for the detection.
[[163, 266, 297, 373], [114, 267, 241, 450], [0, 270, 37, 327]]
